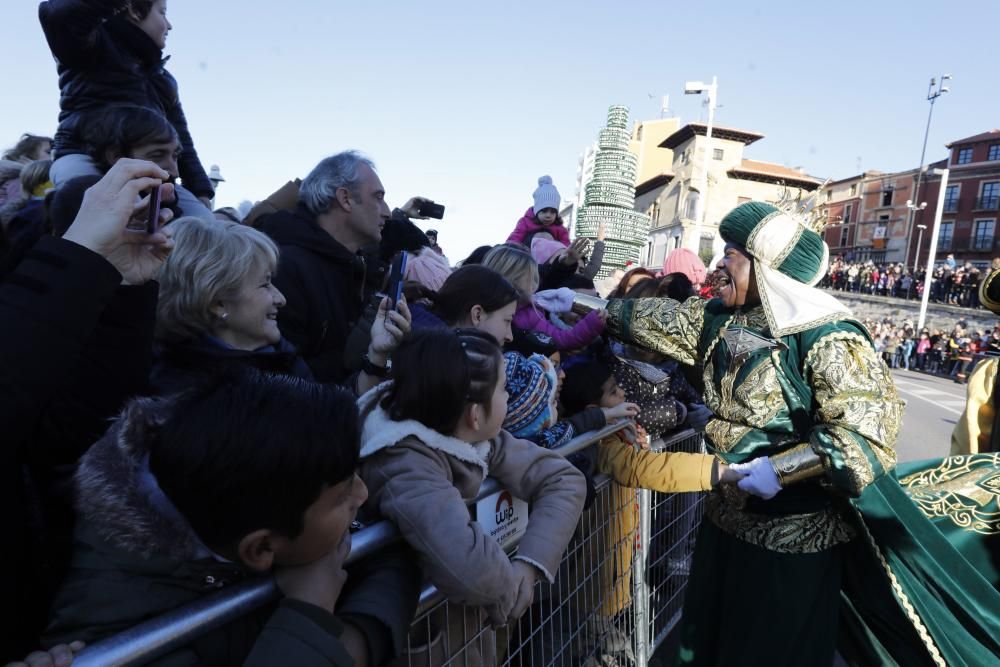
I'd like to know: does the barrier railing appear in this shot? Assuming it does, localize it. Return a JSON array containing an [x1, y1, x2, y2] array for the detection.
[[73, 424, 706, 666]]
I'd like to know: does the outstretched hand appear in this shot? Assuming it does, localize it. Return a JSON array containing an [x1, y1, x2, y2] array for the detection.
[[729, 457, 782, 499], [62, 159, 176, 284], [603, 402, 639, 422], [398, 196, 431, 219], [5, 641, 85, 667]]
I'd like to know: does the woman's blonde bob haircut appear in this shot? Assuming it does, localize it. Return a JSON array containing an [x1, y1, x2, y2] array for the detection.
[[156, 217, 279, 342], [482, 244, 539, 301]]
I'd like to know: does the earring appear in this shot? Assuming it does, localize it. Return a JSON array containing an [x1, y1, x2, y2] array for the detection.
[[221, 312, 229, 320]]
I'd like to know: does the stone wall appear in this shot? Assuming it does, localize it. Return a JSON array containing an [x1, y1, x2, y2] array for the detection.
[[822, 289, 997, 333]]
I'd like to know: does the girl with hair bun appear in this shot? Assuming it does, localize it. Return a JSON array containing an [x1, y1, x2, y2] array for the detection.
[[357, 328, 586, 634]]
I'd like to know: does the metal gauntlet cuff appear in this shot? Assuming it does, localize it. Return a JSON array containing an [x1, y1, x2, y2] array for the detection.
[[571, 293, 609, 316], [770, 443, 826, 486]]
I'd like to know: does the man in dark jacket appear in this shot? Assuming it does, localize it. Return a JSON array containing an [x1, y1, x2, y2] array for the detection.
[[260, 151, 430, 383], [0, 159, 175, 660], [38, 0, 215, 219]]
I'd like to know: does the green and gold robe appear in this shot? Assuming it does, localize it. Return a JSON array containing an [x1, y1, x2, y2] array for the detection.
[[606, 296, 1000, 667]]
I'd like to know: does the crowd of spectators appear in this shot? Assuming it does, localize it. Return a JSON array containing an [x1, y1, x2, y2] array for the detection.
[[860, 315, 1000, 382], [3, 3, 731, 664], [821, 255, 998, 309]]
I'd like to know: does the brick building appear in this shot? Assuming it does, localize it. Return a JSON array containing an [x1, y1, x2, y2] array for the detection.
[[913, 130, 1000, 269]]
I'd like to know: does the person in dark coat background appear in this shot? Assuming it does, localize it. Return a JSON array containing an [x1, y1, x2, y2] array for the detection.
[[38, 0, 215, 220]]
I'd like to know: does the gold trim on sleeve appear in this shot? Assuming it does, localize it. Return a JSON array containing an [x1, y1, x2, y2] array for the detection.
[[770, 443, 826, 486]]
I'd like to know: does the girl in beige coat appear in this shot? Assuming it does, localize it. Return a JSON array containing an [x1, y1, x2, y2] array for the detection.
[[358, 329, 586, 630]]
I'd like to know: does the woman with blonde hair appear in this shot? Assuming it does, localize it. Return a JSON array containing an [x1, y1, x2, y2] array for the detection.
[[152, 217, 409, 396], [483, 244, 605, 351]]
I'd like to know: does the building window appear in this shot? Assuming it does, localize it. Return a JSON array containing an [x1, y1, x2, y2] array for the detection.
[[957, 148, 973, 165], [979, 182, 1000, 210], [713, 148, 724, 160], [825, 190, 832, 202], [973, 219, 995, 250], [939, 221, 954, 250], [843, 203, 852, 223], [684, 190, 699, 220], [990, 144, 1000, 161], [944, 184, 960, 212], [881, 184, 894, 207], [839, 226, 850, 247], [849, 184, 857, 197]]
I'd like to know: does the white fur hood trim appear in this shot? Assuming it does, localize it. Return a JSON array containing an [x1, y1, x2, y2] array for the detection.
[[357, 382, 492, 475]]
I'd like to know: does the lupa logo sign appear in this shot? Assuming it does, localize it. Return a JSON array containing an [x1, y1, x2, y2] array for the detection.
[[495, 491, 516, 525], [476, 489, 529, 548]]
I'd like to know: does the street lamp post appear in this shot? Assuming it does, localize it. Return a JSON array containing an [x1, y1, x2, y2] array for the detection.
[[902, 75, 951, 271], [908, 199, 929, 274], [918, 168, 950, 332], [684, 76, 717, 254]]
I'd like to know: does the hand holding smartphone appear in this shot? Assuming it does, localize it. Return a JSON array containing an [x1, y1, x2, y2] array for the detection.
[[417, 200, 445, 219], [146, 184, 164, 234], [386, 251, 408, 311]]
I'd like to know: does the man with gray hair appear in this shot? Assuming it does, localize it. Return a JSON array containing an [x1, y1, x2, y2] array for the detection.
[[259, 151, 422, 383]]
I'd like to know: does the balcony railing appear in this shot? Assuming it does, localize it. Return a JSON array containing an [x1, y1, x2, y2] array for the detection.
[[975, 196, 999, 211]]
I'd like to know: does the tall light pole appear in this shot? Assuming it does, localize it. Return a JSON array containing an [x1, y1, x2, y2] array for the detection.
[[918, 168, 950, 332], [908, 198, 929, 273], [902, 75, 950, 270], [913, 223, 927, 274], [684, 76, 717, 254]]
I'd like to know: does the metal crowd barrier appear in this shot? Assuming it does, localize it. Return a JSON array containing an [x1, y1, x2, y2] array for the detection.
[[74, 424, 707, 666]]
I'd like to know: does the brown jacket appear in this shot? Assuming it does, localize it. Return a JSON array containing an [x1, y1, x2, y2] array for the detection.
[[357, 384, 586, 617]]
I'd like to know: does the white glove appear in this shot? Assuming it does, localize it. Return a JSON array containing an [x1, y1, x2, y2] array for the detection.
[[729, 457, 782, 499], [532, 287, 576, 313]]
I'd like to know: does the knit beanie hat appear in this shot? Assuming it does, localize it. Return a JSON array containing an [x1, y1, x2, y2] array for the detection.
[[404, 247, 452, 291], [503, 352, 558, 437], [718, 201, 851, 336], [532, 175, 561, 214], [531, 237, 565, 265], [661, 247, 707, 286]]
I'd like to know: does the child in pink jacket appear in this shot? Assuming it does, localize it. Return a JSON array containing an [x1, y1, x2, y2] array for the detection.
[[506, 176, 571, 246], [484, 245, 604, 352]]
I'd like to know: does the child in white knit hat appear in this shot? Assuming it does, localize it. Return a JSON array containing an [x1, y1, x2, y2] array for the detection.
[[506, 175, 571, 247]]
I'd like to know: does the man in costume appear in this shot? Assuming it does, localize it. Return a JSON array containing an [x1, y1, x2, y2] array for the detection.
[[952, 268, 1000, 455], [574, 201, 999, 666]]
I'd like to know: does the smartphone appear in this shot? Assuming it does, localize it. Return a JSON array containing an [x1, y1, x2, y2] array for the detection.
[[386, 251, 408, 309], [146, 184, 163, 234], [417, 200, 445, 219]]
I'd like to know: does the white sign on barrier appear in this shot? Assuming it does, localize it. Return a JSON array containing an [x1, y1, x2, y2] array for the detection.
[[475, 489, 528, 549]]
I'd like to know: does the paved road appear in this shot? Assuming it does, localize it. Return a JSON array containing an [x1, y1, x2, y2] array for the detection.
[[890, 368, 967, 461]]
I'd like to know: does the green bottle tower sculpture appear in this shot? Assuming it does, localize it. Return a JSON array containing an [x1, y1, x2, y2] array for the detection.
[[574, 105, 650, 278]]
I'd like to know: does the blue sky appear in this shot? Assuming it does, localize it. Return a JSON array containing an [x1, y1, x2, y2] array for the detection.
[[4, 0, 998, 260]]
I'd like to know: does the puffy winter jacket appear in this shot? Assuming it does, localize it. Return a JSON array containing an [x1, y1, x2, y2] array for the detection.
[[38, 0, 213, 198]]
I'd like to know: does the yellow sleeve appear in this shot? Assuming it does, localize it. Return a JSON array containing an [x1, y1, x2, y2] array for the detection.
[[951, 357, 998, 455], [596, 433, 714, 493]]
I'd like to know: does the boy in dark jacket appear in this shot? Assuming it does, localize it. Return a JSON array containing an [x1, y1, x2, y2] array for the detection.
[[44, 370, 419, 665]]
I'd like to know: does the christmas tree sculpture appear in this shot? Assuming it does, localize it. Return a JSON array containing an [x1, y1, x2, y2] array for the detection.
[[574, 105, 650, 278]]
